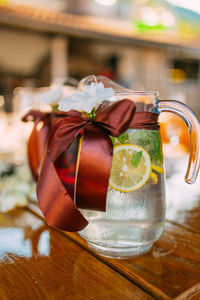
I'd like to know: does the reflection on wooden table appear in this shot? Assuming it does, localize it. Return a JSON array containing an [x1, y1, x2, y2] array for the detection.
[[0, 209, 151, 300]]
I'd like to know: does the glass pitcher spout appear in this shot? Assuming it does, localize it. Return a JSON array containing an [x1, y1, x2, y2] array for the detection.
[[78, 75, 132, 92], [158, 100, 200, 184]]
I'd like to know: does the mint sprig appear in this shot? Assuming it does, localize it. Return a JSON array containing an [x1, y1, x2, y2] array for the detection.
[[117, 132, 129, 144], [110, 136, 115, 145], [87, 107, 96, 120]]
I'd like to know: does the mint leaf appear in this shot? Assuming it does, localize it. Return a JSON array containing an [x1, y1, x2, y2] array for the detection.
[[129, 129, 163, 164], [153, 131, 162, 162], [110, 136, 115, 145], [131, 151, 143, 168], [52, 105, 59, 112], [117, 132, 129, 144], [88, 113, 94, 119], [87, 107, 96, 120], [148, 131, 163, 163]]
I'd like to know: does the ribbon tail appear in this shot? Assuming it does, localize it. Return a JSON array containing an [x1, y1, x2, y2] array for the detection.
[[75, 124, 113, 211], [37, 151, 88, 231]]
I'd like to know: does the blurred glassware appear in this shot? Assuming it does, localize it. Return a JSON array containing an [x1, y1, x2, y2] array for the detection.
[[13, 77, 78, 114], [159, 112, 191, 178], [0, 77, 79, 213], [160, 112, 190, 155]]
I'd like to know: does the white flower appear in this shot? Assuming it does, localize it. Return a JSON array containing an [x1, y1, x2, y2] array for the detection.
[[59, 92, 87, 112], [38, 87, 63, 105], [58, 82, 114, 113]]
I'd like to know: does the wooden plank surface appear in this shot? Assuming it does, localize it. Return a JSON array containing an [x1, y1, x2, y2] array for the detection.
[[65, 223, 200, 299], [27, 156, 200, 299], [0, 209, 153, 300], [28, 204, 200, 299]]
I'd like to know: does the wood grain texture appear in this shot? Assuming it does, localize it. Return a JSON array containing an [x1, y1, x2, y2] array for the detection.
[[28, 203, 200, 299], [64, 223, 200, 299], [175, 282, 200, 300], [0, 209, 153, 300]]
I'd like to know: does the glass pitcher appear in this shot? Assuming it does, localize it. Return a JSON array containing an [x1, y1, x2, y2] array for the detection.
[[78, 79, 200, 259]]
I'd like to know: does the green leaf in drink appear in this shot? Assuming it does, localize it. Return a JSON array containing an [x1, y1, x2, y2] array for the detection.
[[117, 132, 129, 144], [128, 129, 163, 164], [110, 136, 115, 145], [131, 151, 143, 168], [52, 105, 59, 112]]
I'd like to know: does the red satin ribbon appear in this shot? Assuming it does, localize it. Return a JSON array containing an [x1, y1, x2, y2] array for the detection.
[[22, 110, 52, 179], [130, 112, 160, 130], [36, 99, 136, 232], [22, 110, 72, 180]]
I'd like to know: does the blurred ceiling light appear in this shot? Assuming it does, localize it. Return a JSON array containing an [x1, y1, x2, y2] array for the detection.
[[140, 6, 159, 26], [156, 7, 176, 27], [166, 0, 200, 15], [0, 95, 5, 108], [161, 11, 176, 27], [94, 0, 117, 6]]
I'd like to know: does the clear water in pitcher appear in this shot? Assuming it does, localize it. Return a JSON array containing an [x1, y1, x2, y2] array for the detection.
[[79, 129, 166, 258]]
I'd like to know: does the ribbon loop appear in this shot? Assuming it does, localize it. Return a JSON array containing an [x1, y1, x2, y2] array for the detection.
[[22, 110, 49, 123], [94, 99, 136, 136], [22, 110, 52, 179], [48, 115, 88, 161]]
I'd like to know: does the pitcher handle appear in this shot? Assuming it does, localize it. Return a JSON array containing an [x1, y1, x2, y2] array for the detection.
[[158, 100, 200, 184]]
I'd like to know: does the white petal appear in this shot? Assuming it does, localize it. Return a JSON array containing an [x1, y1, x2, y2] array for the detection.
[[38, 87, 63, 105], [58, 81, 114, 113]]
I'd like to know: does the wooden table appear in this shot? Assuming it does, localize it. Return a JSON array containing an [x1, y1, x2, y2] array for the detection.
[[0, 165, 200, 300]]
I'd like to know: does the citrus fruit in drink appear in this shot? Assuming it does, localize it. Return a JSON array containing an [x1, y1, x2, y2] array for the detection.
[[109, 144, 151, 192]]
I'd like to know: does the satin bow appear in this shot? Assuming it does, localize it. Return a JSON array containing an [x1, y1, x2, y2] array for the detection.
[[36, 99, 136, 232]]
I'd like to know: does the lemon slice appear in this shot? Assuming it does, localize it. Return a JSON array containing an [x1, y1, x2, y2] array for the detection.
[[149, 171, 158, 184], [152, 165, 164, 174], [109, 144, 151, 192]]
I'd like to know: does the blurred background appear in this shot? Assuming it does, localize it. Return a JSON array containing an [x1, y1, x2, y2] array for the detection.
[[0, 0, 200, 112], [0, 0, 200, 219]]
